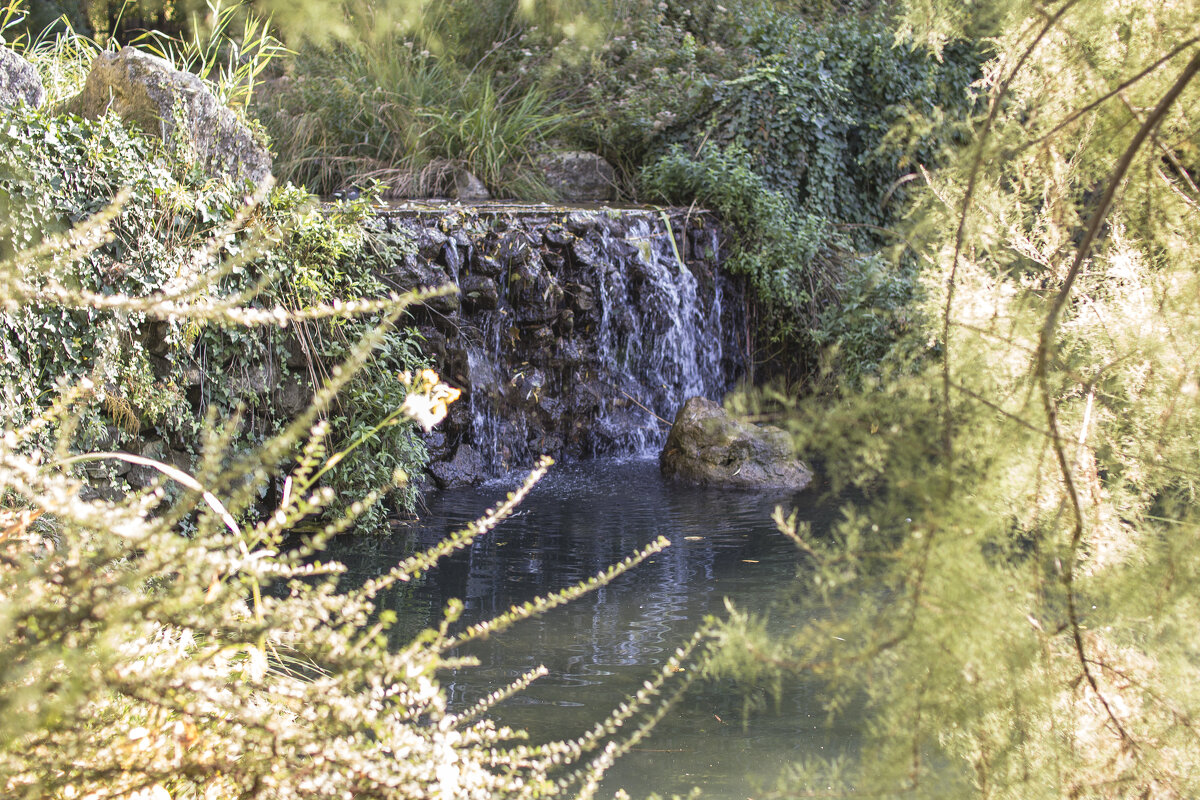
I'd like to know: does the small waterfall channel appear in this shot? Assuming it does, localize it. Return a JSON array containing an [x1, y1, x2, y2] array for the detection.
[[370, 203, 746, 487]]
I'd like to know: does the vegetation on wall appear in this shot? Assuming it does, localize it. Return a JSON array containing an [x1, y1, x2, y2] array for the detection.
[[0, 94, 429, 525], [640, 12, 977, 379]]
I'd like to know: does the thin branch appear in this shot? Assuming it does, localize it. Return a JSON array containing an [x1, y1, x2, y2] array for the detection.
[[1035, 47, 1200, 745], [941, 0, 1082, 463]]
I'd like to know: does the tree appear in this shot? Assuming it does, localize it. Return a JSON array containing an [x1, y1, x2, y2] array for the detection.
[[708, 1, 1200, 796]]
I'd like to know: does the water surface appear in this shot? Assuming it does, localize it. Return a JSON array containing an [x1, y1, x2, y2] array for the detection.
[[326, 458, 854, 798]]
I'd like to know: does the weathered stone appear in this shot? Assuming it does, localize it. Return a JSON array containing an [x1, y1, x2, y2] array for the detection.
[[570, 239, 600, 268], [415, 227, 449, 261], [543, 225, 574, 247], [452, 169, 490, 201], [567, 282, 595, 313], [536, 151, 617, 202], [283, 333, 312, 370], [63, 47, 271, 185], [555, 309, 574, 336], [277, 378, 310, 416], [381, 253, 459, 313], [127, 437, 166, 490], [660, 397, 813, 490], [422, 430, 450, 460], [460, 275, 499, 311], [471, 252, 504, 278], [231, 362, 278, 398], [429, 443, 485, 488], [0, 47, 45, 109]]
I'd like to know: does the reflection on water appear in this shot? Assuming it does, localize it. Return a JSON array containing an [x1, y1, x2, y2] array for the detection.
[[324, 457, 855, 799]]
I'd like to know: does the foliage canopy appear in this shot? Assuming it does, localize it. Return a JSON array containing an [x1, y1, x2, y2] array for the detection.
[[707, 0, 1200, 796]]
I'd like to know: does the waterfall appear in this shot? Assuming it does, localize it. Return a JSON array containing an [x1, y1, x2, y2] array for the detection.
[[373, 204, 745, 486], [590, 215, 727, 454]]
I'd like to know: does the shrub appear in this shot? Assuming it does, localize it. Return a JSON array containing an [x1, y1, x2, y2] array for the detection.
[[0, 97, 432, 524], [0, 212, 696, 794], [640, 11, 978, 380]]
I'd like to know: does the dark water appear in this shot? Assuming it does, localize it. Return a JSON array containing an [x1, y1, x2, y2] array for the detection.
[[324, 458, 855, 799]]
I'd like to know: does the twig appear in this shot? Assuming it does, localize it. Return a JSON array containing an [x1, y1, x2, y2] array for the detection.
[[621, 390, 673, 426]]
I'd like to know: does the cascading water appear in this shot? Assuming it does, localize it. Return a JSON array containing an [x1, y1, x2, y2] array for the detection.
[[589, 215, 727, 454], [372, 204, 745, 487]]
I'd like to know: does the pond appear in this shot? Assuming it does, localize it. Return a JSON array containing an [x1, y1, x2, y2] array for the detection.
[[323, 457, 857, 799]]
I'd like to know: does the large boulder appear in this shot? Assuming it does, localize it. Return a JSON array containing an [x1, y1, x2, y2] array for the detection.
[[536, 150, 616, 202], [429, 443, 486, 489], [0, 47, 45, 109], [63, 47, 271, 186], [660, 397, 813, 490]]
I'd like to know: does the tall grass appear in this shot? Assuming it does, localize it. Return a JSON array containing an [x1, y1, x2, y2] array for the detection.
[[262, 30, 570, 198]]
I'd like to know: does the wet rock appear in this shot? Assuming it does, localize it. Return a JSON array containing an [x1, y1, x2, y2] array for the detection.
[[422, 431, 450, 460], [570, 239, 600, 269], [381, 253, 458, 313], [442, 240, 462, 273], [415, 227, 449, 261], [471, 252, 504, 278], [498, 231, 536, 265], [567, 282, 595, 314], [429, 444, 485, 488], [63, 47, 271, 185], [0, 47, 45, 109], [460, 275, 499, 311], [660, 397, 812, 490], [543, 226, 574, 247]]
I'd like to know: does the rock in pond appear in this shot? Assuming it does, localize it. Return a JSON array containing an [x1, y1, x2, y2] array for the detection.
[[660, 397, 812, 490]]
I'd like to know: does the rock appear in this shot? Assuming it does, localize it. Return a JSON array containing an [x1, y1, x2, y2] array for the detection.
[[452, 169, 490, 201], [660, 397, 813, 490], [277, 378, 310, 416], [127, 437, 166, 490], [415, 227, 449, 261], [0, 47, 45, 109], [460, 275, 499, 311], [543, 225, 573, 247], [537, 151, 617, 202], [429, 444, 485, 489], [63, 47, 271, 186], [231, 362, 278, 398]]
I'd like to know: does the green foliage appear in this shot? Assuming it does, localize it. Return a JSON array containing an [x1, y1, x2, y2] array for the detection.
[[641, 144, 831, 364], [131, 0, 290, 110], [639, 12, 977, 379], [0, 84, 428, 522], [258, 4, 571, 198], [710, 0, 1200, 795]]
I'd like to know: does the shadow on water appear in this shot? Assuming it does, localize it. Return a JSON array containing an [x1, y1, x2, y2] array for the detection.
[[323, 457, 858, 799]]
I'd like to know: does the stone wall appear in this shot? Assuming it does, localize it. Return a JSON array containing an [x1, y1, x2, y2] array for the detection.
[[367, 202, 747, 487]]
